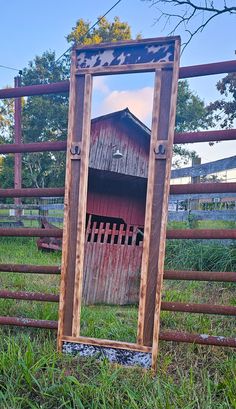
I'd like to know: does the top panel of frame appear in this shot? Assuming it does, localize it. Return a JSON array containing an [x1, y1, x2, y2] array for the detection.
[[75, 36, 180, 74]]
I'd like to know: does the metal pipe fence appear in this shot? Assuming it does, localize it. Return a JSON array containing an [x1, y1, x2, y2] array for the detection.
[[0, 58, 235, 349]]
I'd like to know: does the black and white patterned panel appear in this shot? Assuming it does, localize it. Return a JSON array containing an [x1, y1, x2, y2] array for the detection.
[[76, 42, 174, 69], [63, 342, 151, 369]]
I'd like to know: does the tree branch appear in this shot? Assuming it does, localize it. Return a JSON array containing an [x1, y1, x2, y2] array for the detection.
[[146, 0, 236, 49]]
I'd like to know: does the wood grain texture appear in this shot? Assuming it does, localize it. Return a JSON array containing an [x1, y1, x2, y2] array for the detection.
[[59, 38, 181, 371], [62, 335, 152, 353], [75, 62, 173, 76], [71, 73, 93, 337], [137, 69, 162, 347], [151, 39, 180, 372], [58, 52, 92, 348]]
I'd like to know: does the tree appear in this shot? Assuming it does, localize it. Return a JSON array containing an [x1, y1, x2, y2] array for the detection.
[[67, 16, 133, 45], [173, 79, 213, 166], [0, 17, 212, 188], [207, 72, 236, 129], [0, 51, 69, 189], [145, 1, 236, 48], [0, 17, 134, 189]]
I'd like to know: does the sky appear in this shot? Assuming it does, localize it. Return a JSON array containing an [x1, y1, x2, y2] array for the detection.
[[0, 0, 236, 165]]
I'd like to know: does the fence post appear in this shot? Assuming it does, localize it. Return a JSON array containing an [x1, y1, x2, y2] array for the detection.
[[14, 76, 22, 218]]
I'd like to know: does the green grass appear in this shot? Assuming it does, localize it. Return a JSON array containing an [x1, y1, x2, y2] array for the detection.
[[0, 236, 235, 408]]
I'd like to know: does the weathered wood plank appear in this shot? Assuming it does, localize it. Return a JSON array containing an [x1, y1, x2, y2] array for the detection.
[[72, 73, 93, 338], [151, 41, 180, 372], [137, 69, 162, 347], [62, 335, 152, 353], [58, 50, 92, 347]]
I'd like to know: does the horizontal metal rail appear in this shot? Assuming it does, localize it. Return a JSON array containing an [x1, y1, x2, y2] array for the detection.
[[159, 331, 236, 347], [0, 316, 58, 329], [0, 291, 59, 302], [161, 301, 236, 315], [164, 270, 236, 282], [0, 188, 64, 198], [174, 129, 236, 144], [1, 266, 235, 282], [170, 182, 236, 195], [0, 318, 235, 347], [0, 228, 235, 239], [167, 229, 236, 239], [0, 60, 236, 99], [0, 264, 61, 274], [0, 182, 235, 199], [0, 130, 235, 155], [179, 60, 236, 79], [0, 228, 62, 237], [0, 81, 69, 98], [0, 141, 67, 154]]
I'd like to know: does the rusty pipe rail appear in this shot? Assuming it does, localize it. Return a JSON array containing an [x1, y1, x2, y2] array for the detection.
[[2, 266, 234, 282], [0, 318, 235, 348], [174, 129, 236, 144], [167, 229, 236, 240], [0, 182, 234, 199], [0, 131, 235, 155], [159, 331, 236, 347], [0, 81, 69, 98], [161, 301, 236, 315], [170, 182, 236, 195], [0, 264, 61, 274], [0, 316, 58, 329], [164, 270, 236, 282], [0, 141, 67, 154], [179, 60, 236, 79], [0, 291, 59, 302], [0, 228, 62, 237], [0, 188, 64, 198], [0, 228, 235, 239], [0, 60, 236, 99]]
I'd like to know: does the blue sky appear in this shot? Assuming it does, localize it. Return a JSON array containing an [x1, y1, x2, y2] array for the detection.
[[0, 0, 236, 163]]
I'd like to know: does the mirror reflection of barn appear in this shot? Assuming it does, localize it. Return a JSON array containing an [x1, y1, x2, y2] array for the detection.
[[84, 108, 150, 305]]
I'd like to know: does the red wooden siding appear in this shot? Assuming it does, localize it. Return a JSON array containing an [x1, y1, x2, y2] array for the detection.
[[89, 117, 149, 178], [83, 221, 143, 304], [83, 110, 149, 304], [87, 190, 146, 226]]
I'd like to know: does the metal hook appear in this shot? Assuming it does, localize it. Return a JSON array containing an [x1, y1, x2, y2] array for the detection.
[[154, 144, 165, 155], [70, 142, 81, 160], [154, 141, 167, 159]]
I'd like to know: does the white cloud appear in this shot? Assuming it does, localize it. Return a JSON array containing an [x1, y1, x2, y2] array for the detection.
[[93, 77, 109, 94], [98, 87, 154, 123]]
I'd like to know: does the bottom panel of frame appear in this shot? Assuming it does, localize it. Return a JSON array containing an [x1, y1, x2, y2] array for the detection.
[[63, 342, 152, 368]]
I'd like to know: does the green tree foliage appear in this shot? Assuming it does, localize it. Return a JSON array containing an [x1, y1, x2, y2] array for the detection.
[[173, 80, 213, 166], [67, 16, 133, 45], [0, 17, 212, 187], [208, 73, 236, 128], [0, 51, 68, 189]]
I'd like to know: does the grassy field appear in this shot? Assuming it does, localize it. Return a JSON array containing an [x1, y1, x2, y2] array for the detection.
[[0, 233, 235, 408]]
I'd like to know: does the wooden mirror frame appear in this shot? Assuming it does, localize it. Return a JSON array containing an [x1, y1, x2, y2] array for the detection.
[[57, 36, 180, 372]]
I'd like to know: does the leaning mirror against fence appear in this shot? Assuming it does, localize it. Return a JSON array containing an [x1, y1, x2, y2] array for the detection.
[[57, 36, 181, 372]]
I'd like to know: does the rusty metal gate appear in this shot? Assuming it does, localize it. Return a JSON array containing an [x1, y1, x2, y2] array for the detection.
[[0, 46, 235, 371]]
